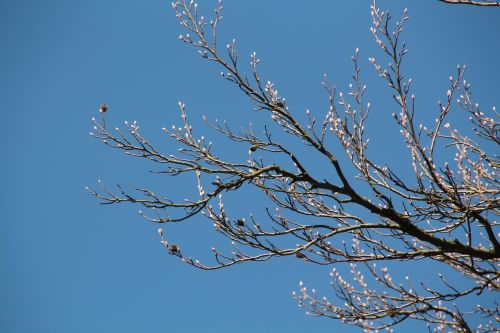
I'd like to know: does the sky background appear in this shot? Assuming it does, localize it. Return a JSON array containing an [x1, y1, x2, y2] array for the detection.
[[1, 1, 499, 332]]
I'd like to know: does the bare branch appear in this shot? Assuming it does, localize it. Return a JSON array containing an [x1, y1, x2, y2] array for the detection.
[[439, 0, 500, 6], [90, 1, 500, 331]]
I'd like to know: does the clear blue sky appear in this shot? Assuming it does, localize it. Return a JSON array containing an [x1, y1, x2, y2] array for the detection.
[[1, 1, 499, 332]]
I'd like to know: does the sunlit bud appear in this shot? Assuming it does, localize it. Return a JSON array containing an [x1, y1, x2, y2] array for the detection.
[[99, 104, 108, 113]]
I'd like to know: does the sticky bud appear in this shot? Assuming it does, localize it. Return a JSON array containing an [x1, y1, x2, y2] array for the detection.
[[99, 104, 108, 113]]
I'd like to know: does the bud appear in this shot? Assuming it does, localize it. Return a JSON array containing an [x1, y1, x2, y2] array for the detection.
[[99, 104, 108, 113], [169, 244, 179, 253]]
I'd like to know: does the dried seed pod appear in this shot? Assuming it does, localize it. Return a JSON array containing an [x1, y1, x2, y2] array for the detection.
[[169, 244, 179, 253], [275, 101, 285, 108], [296, 252, 306, 259], [249, 144, 259, 152]]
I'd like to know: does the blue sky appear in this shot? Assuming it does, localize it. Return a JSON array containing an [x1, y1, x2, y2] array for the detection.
[[1, 1, 499, 332]]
